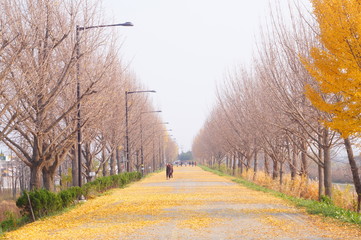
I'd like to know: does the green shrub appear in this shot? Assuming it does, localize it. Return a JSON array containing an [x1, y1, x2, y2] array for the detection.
[[15, 172, 142, 222], [80, 172, 141, 198], [58, 186, 82, 208], [320, 195, 333, 205], [16, 189, 62, 220], [0, 211, 17, 232]]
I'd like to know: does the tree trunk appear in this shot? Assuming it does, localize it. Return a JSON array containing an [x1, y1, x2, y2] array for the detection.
[[238, 153, 243, 175], [110, 150, 116, 175], [323, 128, 332, 198], [272, 157, 278, 180], [71, 147, 78, 187], [12, 177, 17, 199], [291, 138, 298, 180], [300, 140, 308, 177], [290, 145, 297, 180], [246, 153, 251, 172], [42, 167, 55, 192], [240, 155, 244, 175], [116, 148, 121, 174], [279, 161, 283, 186], [318, 163, 324, 200], [225, 155, 229, 170], [84, 143, 92, 183], [253, 150, 258, 180], [43, 155, 62, 191], [102, 148, 108, 176], [264, 153, 270, 176], [344, 137, 361, 212], [286, 137, 292, 182], [318, 135, 324, 200], [227, 154, 232, 173], [232, 153, 236, 176], [228, 154, 231, 172], [30, 164, 43, 190], [11, 163, 18, 198], [20, 166, 25, 191]]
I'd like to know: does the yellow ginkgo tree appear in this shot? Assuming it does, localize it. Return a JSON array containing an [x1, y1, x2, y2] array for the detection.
[[301, 0, 361, 211]]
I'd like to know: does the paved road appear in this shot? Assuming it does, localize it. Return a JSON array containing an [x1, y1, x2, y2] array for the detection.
[[3, 167, 361, 239]]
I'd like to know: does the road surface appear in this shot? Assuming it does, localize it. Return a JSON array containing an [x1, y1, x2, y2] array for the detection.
[[3, 166, 361, 239]]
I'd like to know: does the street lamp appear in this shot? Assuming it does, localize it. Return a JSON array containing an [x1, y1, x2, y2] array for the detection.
[[140, 110, 161, 176], [125, 90, 156, 172], [76, 21, 133, 187]]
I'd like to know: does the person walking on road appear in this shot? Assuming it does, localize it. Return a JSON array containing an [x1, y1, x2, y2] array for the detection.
[[166, 163, 170, 179], [169, 164, 173, 178], [166, 163, 174, 179]]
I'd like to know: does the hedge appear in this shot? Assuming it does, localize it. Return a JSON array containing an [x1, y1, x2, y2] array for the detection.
[[15, 171, 141, 221]]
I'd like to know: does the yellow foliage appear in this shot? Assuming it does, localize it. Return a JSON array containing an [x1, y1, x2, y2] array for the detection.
[[302, 0, 361, 137], [177, 211, 214, 230]]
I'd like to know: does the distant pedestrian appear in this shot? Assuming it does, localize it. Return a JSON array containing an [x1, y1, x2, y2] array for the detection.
[[166, 163, 173, 179], [169, 164, 173, 178], [166, 163, 170, 179]]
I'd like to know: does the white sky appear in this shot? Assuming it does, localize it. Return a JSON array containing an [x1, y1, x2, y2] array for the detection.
[[102, 0, 291, 152]]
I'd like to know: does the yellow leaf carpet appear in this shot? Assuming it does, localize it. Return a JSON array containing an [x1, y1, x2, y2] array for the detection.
[[2, 167, 361, 239]]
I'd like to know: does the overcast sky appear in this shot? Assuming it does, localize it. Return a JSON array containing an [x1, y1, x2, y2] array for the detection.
[[102, 0, 290, 152]]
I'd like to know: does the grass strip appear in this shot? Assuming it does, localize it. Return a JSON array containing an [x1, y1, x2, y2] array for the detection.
[[200, 165, 361, 225]]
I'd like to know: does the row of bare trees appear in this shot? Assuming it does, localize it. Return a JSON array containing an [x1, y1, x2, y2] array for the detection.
[[0, 0, 177, 193], [192, 1, 361, 210]]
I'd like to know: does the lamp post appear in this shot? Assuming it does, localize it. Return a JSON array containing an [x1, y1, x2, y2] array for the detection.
[[140, 110, 161, 176], [75, 21, 133, 187], [125, 90, 156, 172]]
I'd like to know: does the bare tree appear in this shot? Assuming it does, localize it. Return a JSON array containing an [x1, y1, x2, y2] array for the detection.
[[0, 0, 117, 190]]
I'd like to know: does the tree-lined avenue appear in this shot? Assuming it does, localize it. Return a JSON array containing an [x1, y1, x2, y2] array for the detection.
[[3, 167, 360, 239]]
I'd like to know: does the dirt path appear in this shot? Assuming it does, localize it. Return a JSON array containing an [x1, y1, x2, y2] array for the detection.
[[3, 167, 361, 239]]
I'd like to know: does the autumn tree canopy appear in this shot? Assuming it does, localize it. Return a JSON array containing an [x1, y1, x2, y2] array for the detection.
[[302, 0, 361, 138]]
